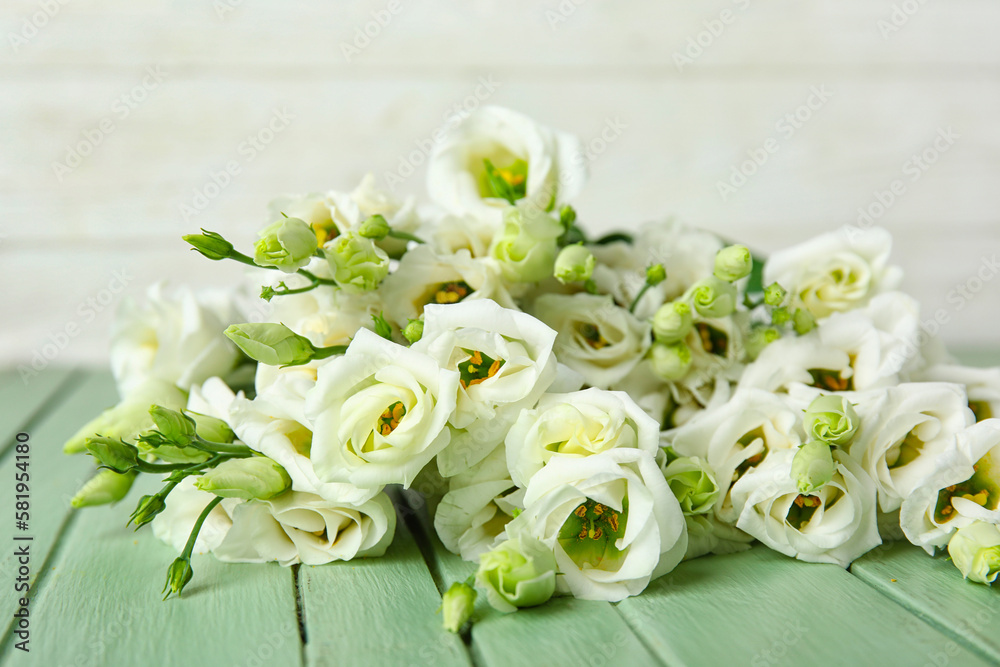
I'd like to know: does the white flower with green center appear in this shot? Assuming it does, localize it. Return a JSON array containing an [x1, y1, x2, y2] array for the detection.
[[900, 419, 1000, 555], [532, 293, 651, 389], [504, 448, 687, 602], [504, 388, 659, 488], [947, 521, 1000, 585], [661, 455, 720, 515], [305, 329, 459, 489], [730, 448, 881, 567], [915, 364, 1000, 424], [325, 231, 389, 293], [477, 537, 557, 612]]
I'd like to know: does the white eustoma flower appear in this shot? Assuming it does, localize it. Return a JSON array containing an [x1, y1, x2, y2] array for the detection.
[[427, 106, 586, 225], [262, 280, 378, 350], [152, 478, 234, 555], [900, 419, 1000, 554], [763, 226, 902, 320], [111, 283, 240, 395], [915, 364, 1000, 423], [504, 388, 659, 487], [414, 300, 559, 477], [848, 382, 974, 512], [738, 333, 852, 394], [422, 209, 496, 258], [503, 448, 687, 602], [730, 448, 881, 567], [532, 293, 651, 389], [305, 329, 459, 489]]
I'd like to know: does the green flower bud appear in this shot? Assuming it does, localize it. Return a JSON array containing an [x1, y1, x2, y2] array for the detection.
[[194, 457, 291, 500], [326, 231, 390, 292], [652, 301, 693, 343], [224, 323, 316, 367], [490, 207, 563, 283], [130, 493, 167, 528], [358, 214, 391, 240], [771, 306, 792, 327], [662, 456, 720, 515], [690, 277, 737, 318], [163, 557, 194, 600], [803, 395, 859, 446], [793, 307, 816, 335], [85, 436, 140, 474], [553, 244, 595, 284], [187, 410, 236, 444], [714, 244, 753, 282], [149, 406, 197, 447], [650, 342, 693, 381], [476, 538, 557, 613], [646, 263, 667, 286], [440, 581, 477, 632], [558, 204, 577, 230], [183, 230, 234, 261], [948, 521, 1000, 585], [253, 217, 319, 272], [71, 469, 137, 508], [764, 282, 787, 307], [64, 380, 188, 454], [746, 326, 781, 360], [402, 319, 424, 344], [791, 440, 835, 495]]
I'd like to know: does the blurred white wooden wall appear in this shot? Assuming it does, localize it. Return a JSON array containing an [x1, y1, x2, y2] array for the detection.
[[2, 0, 999, 370]]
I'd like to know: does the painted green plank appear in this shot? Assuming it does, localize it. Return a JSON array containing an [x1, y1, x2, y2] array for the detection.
[[0, 371, 118, 636], [616, 546, 991, 667], [953, 348, 1000, 367], [0, 473, 302, 666], [852, 541, 1000, 664], [298, 510, 470, 667], [0, 368, 77, 457], [399, 493, 663, 667]]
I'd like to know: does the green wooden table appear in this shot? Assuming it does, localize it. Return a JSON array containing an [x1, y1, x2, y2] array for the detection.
[[2, 362, 1000, 667]]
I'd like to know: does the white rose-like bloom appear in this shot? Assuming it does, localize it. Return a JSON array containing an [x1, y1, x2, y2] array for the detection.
[[667, 388, 804, 523], [763, 226, 902, 321], [262, 280, 378, 350], [152, 478, 233, 555], [422, 209, 496, 258], [848, 382, 974, 512], [504, 388, 659, 488], [111, 283, 240, 395], [378, 245, 516, 327], [414, 300, 559, 476], [738, 333, 852, 394], [503, 448, 687, 602], [427, 106, 587, 225], [900, 419, 1000, 554], [730, 448, 881, 567], [915, 364, 1000, 423], [533, 293, 651, 389], [305, 329, 459, 489]]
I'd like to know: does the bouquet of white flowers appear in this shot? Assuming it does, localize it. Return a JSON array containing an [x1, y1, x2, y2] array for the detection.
[[65, 107, 1000, 630]]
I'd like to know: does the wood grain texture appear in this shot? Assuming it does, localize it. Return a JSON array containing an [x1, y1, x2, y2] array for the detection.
[[0, 368, 76, 456], [297, 512, 470, 667], [616, 546, 991, 667], [852, 541, 1000, 665], [0, 475, 303, 666]]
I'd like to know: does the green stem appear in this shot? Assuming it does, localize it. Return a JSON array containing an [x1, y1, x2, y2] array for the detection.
[[190, 438, 254, 457], [388, 229, 425, 244], [135, 460, 203, 474], [310, 344, 349, 360], [180, 496, 224, 560], [629, 283, 652, 314], [297, 269, 338, 286]]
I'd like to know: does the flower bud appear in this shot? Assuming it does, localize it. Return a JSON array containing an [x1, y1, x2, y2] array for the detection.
[[771, 306, 792, 327], [71, 469, 136, 508], [791, 440, 835, 495], [690, 277, 737, 319], [764, 282, 787, 307], [149, 406, 197, 447], [402, 319, 424, 344], [490, 206, 563, 283], [646, 263, 667, 286], [326, 231, 390, 292], [440, 581, 477, 632], [948, 521, 1000, 585], [253, 217, 318, 272], [476, 538, 557, 613], [558, 204, 577, 230], [130, 493, 167, 528], [553, 244, 595, 284], [746, 326, 781, 360], [714, 244, 753, 282], [803, 395, 859, 446], [163, 557, 194, 600], [650, 342, 693, 381], [194, 457, 291, 500], [358, 214, 391, 240], [662, 456, 720, 515], [85, 436, 140, 474], [224, 323, 316, 367], [793, 307, 816, 335], [183, 230, 234, 261], [652, 301, 693, 344], [187, 410, 236, 444]]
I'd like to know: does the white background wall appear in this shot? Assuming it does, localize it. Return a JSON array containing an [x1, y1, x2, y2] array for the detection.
[[2, 0, 999, 371]]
